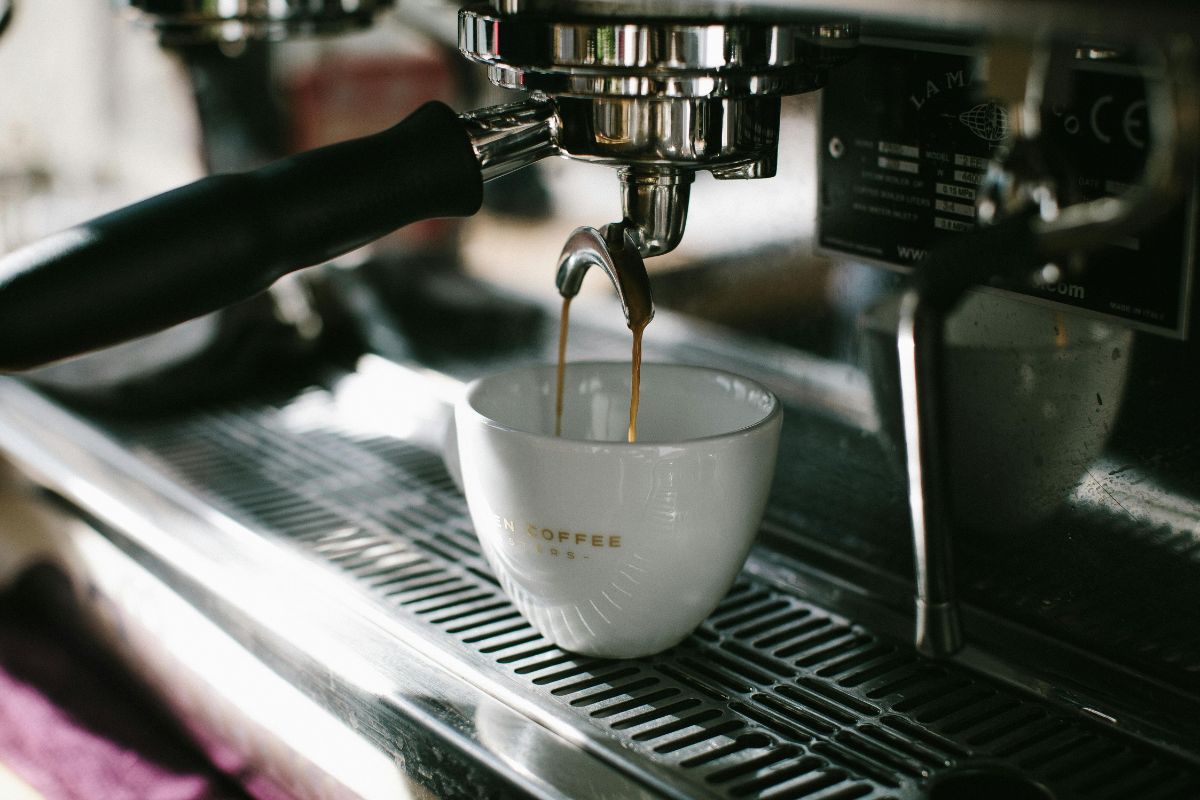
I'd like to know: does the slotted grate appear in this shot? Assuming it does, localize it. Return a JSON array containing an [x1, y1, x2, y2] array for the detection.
[[113, 383, 1200, 800]]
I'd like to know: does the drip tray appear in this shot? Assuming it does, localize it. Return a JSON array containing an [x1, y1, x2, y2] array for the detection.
[[77, 362, 1192, 800], [2, 352, 1198, 800]]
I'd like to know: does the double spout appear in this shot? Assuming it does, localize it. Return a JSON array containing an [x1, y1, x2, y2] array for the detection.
[[555, 224, 655, 333]]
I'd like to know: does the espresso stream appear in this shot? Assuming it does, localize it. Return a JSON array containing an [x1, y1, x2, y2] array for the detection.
[[554, 297, 571, 438], [555, 297, 649, 443]]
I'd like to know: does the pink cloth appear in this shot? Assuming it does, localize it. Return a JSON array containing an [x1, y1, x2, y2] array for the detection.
[[0, 599, 246, 800]]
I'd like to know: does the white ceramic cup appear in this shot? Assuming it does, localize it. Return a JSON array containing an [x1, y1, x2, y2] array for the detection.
[[450, 361, 782, 659]]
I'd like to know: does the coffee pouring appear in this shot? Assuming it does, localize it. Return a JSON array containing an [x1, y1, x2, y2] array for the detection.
[[553, 223, 654, 442]]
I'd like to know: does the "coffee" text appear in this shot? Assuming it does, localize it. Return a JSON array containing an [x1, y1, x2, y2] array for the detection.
[[491, 515, 621, 548]]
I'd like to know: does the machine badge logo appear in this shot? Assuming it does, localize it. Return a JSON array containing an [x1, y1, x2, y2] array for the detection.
[[958, 102, 1009, 142]]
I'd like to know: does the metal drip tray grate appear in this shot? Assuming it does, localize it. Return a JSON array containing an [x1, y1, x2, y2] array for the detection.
[[110, 377, 1200, 800]]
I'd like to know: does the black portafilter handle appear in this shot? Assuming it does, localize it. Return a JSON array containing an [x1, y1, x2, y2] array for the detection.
[[0, 101, 483, 371]]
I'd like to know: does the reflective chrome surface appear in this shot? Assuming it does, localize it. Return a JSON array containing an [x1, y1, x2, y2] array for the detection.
[[461, 99, 561, 183], [619, 168, 691, 257], [896, 289, 963, 659], [459, 6, 856, 96], [553, 96, 782, 172], [458, 4, 854, 258], [460, 99, 702, 253], [122, 0, 393, 44], [555, 224, 653, 326], [461, 93, 779, 257]]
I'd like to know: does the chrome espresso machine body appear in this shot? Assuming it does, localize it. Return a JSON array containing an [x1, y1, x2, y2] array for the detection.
[[0, 1, 1199, 799]]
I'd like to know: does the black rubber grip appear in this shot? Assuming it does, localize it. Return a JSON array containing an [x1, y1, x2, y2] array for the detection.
[[0, 101, 482, 371]]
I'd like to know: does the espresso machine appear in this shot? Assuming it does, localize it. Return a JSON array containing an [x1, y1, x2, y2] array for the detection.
[[0, 0, 1198, 798]]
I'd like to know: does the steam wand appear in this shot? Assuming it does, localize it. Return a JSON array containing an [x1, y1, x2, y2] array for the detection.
[[901, 37, 1197, 658]]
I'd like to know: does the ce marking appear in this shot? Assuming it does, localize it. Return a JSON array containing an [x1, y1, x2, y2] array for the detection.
[[1089, 95, 1147, 148]]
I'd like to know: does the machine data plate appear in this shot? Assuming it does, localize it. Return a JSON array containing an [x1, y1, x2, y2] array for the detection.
[[818, 38, 1195, 337]]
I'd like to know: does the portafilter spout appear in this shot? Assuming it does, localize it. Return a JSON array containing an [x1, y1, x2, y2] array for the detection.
[[619, 169, 692, 259], [555, 224, 654, 332]]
